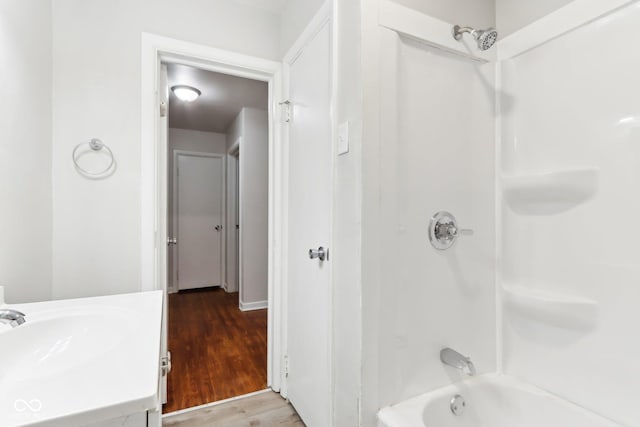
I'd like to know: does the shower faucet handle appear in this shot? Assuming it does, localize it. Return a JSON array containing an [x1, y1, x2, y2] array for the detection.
[[428, 211, 473, 250], [449, 225, 474, 237]]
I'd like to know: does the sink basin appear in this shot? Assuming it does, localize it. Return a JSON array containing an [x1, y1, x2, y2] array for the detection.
[[0, 307, 137, 383], [0, 291, 163, 427]]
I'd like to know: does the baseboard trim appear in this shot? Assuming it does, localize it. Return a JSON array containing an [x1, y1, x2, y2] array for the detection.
[[239, 299, 268, 311]]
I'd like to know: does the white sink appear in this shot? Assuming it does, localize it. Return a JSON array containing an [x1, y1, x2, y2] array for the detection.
[[0, 291, 163, 427]]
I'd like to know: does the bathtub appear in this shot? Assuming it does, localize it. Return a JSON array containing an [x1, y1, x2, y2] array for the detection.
[[377, 374, 620, 427]]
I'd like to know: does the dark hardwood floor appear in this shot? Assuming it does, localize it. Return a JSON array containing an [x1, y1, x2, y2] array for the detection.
[[163, 287, 267, 413]]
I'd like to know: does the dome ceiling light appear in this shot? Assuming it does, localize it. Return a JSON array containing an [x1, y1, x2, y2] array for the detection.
[[171, 85, 201, 102]]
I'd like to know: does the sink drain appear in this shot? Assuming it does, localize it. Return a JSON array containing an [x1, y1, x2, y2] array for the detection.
[[450, 394, 466, 416]]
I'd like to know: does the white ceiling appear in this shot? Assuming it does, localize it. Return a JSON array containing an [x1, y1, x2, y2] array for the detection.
[[167, 64, 268, 134]]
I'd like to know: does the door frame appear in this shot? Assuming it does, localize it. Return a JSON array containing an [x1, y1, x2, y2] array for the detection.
[[227, 138, 241, 296], [172, 150, 226, 291], [140, 33, 285, 396]]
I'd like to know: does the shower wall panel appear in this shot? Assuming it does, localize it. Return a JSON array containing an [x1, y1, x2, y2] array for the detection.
[[375, 29, 496, 408], [499, 3, 640, 425]]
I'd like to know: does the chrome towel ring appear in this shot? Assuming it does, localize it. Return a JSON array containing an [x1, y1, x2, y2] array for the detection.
[[72, 138, 115, 178]]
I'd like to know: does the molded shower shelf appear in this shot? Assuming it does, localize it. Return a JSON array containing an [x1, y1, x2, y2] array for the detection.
[[503, 285, 597, 330], [502, 167, 598, 215]]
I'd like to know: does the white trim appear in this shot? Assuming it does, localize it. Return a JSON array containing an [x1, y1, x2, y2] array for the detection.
[[283, 1, 333, 65], [377, 0, 495, 63], [162, 388, 272, 418], [225, 145, 240, 294], [172, 150, 226, 291], [228, 136, 241, 155], [239, 299, 268, 311], [140, 33, 284, 393], [237, 135, 245, 306], [494, 60, 504, 374], [497, 0, 636, 60]]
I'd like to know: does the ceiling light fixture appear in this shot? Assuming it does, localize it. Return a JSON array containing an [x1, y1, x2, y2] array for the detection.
[[171, 85, 201, 102]]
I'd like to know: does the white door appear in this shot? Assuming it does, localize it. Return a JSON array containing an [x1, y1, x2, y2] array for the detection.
[[176, 153, 225, 290], [286, 22, 332, 427]]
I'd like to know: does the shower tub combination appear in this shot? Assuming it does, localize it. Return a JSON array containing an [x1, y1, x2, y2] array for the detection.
[[372, 0, 638, 426], [377, 375, 619, 427]]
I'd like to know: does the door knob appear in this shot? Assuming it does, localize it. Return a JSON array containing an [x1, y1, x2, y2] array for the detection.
[[309, 246, 328, 261], [214, 225, 223, 231], [167, 237, 177, 246]]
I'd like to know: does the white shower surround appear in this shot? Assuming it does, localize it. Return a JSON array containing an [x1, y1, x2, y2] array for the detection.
[[373, 0, 639, 426], [373, 0, 497, 409], [499, 1, 640, 425]]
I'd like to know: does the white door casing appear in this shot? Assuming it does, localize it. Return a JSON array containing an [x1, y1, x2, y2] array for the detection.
[[225, 138, 242, 296], [175, 152, 225, 290], [225, 146, 240, 293], [159, 63, 169, 404], [286, 20, 333, 427], [142, 32, 283, 394]]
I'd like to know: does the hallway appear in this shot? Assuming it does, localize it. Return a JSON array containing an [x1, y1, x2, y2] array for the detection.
[[163, 288, 268, 413]]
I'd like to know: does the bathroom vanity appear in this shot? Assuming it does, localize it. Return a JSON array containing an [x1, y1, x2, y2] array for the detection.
[[0, 291, 164, 427]]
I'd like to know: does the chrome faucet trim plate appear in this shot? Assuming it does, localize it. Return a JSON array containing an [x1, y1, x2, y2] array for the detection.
[[428, 211, 473, 250]]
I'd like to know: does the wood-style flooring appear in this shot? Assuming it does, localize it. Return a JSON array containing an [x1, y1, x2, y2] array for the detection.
[[163, 391, 304, 427], [163, 287, 267, 413]]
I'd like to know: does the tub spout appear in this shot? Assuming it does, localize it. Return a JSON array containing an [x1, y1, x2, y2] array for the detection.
[[440, 347, 476, 376]]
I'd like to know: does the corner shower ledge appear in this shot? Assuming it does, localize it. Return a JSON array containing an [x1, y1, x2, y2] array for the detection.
[[503, 285, 597, 330], [502, 167, 598, 215]]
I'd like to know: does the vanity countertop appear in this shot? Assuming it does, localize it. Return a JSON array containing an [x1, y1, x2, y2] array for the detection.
[[0, 291, 163, 427]]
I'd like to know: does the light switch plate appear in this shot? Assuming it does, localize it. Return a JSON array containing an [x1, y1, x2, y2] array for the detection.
[[337, 121, 349, 155]]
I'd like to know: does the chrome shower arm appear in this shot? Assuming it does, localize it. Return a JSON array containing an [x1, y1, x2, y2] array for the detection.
[[452, 25, 475, 41]]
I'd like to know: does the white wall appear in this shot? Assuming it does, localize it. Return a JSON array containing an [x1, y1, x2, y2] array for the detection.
[[144, 0, 280, 60], [50, 0, 279, 299], [392, 0, 575, 40], [0, 0, 53, 303], [279, 0, 326, 55], [331, 0, 363, 425], [167, 128, 227, 292], [391, 0, 495, 27], [499, 4, 640, 425], [226, 108, 268, 307], [496, 0, 574, 36]]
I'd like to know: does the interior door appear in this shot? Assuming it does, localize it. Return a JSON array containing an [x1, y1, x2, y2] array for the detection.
[[176, 153, 225, 290], [286, 21, 332, 427]]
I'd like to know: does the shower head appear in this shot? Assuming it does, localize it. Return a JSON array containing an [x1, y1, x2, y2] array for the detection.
[[475, 28, 498, 50], [452, 25, 498, 51]]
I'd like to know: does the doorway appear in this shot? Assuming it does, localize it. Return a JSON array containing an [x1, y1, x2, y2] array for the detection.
[[141, 15, 333, 423], [161, 62, 271, 413]]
